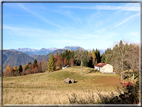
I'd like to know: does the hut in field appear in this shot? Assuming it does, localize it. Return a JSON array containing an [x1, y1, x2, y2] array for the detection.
[[94, 63, 115, 74]]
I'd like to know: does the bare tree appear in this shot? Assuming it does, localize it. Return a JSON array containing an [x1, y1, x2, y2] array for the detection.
[[74, 49, 91, 75], [41, 61, 47, 72], [111, 40, 129, 83], [128, 43, 139, 81]]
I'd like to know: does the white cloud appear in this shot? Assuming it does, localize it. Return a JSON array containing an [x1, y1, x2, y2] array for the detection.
[[3, 25, 22, 30], [61, 5, 140, 11], [17, 3, 64, 29], [115, 12, 139, 27]]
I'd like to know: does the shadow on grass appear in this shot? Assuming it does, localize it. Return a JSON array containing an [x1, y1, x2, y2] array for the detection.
[[134, 74, 139, 80], [88, 70, 100, 73], [123, 74, 139, 80], [69, 80, 78, 84]]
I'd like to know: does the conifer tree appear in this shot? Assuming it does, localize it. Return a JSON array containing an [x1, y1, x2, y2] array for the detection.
[[28, 62, 31, 65], [47, 54, 55, 72], [33, 59, 37, 65], [92, 49, 97, 65], [18, 65, 23, 75], [97, 50, 101, 63], [101, 53, 105, 63]]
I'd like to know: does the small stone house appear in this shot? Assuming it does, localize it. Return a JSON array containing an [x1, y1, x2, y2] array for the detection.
[[94, 63, 114, 73]]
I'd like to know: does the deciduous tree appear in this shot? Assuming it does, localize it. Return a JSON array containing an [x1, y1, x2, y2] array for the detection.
[[69, 59, 74, 67], [14, 65, 17, 70], [111, 40, 129, 83], [47, 54, 55, 72], [74, 49, 91, 75], [64, 58, 67, 65], [128, 43, 139, 80]]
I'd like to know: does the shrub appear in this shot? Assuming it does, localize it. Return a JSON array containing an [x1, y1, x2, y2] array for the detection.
[[68, 81, 139, 104]]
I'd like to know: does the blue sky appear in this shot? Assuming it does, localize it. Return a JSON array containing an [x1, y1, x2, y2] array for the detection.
[[3, 2, 140, 50]]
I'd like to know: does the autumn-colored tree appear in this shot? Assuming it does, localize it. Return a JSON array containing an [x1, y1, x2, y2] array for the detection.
[[34, 67, 38, 73], [64, 58, 67, 65], [6, 64, 12, 72], [14, 65, 17, 70], [92, 49, 97, 65], [47, 54, 55, 72], [55, 54, 62, 69], [4, 64, 12, 76], [88, 50, 92, 56], [69, 59, 74, 67]]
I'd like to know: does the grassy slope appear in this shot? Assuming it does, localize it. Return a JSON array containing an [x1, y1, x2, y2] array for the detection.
[[3, 66, 122, 104], [3, 66, 121, 91]]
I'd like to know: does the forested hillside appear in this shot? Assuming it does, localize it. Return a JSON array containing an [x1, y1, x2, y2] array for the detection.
[[3, 50, 34, 69]]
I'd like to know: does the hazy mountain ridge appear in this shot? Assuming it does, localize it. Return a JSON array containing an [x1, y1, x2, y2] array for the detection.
[[38, 49, 65, 62], [3, 46, 105, 69], [64, 46, 84, 51], [31, 55, 45, 60], [10, 48, 39, 52], [10, 46, 105, 55], [3, 50, 34, 69], [10, 47, 58, 55]]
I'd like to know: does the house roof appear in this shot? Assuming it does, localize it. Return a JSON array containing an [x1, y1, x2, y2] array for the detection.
[[95, 63, 107, 67]]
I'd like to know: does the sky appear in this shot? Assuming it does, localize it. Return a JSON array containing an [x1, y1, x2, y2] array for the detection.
[[3, 2, 140, 50]]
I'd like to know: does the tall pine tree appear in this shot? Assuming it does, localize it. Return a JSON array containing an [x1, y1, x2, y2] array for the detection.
[[92, 49, 97, 65]]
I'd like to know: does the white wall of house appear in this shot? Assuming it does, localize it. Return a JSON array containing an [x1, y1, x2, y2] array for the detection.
[[94, 66, 100, 71], [94, 64, 113, 73], [100, 64, 113, 73]]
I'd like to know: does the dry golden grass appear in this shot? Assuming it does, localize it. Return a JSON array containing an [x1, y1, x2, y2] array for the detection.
[[3, 88, 122, 104], [3, 66, 123, 104]]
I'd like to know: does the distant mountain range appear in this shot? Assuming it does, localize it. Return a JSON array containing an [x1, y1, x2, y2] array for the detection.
[[2, 46, 105, 69], [64, 46, 85, 51], [10, 47, 58, 55], [10, 46, 84, 55], [2, 49, 66, 69]]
